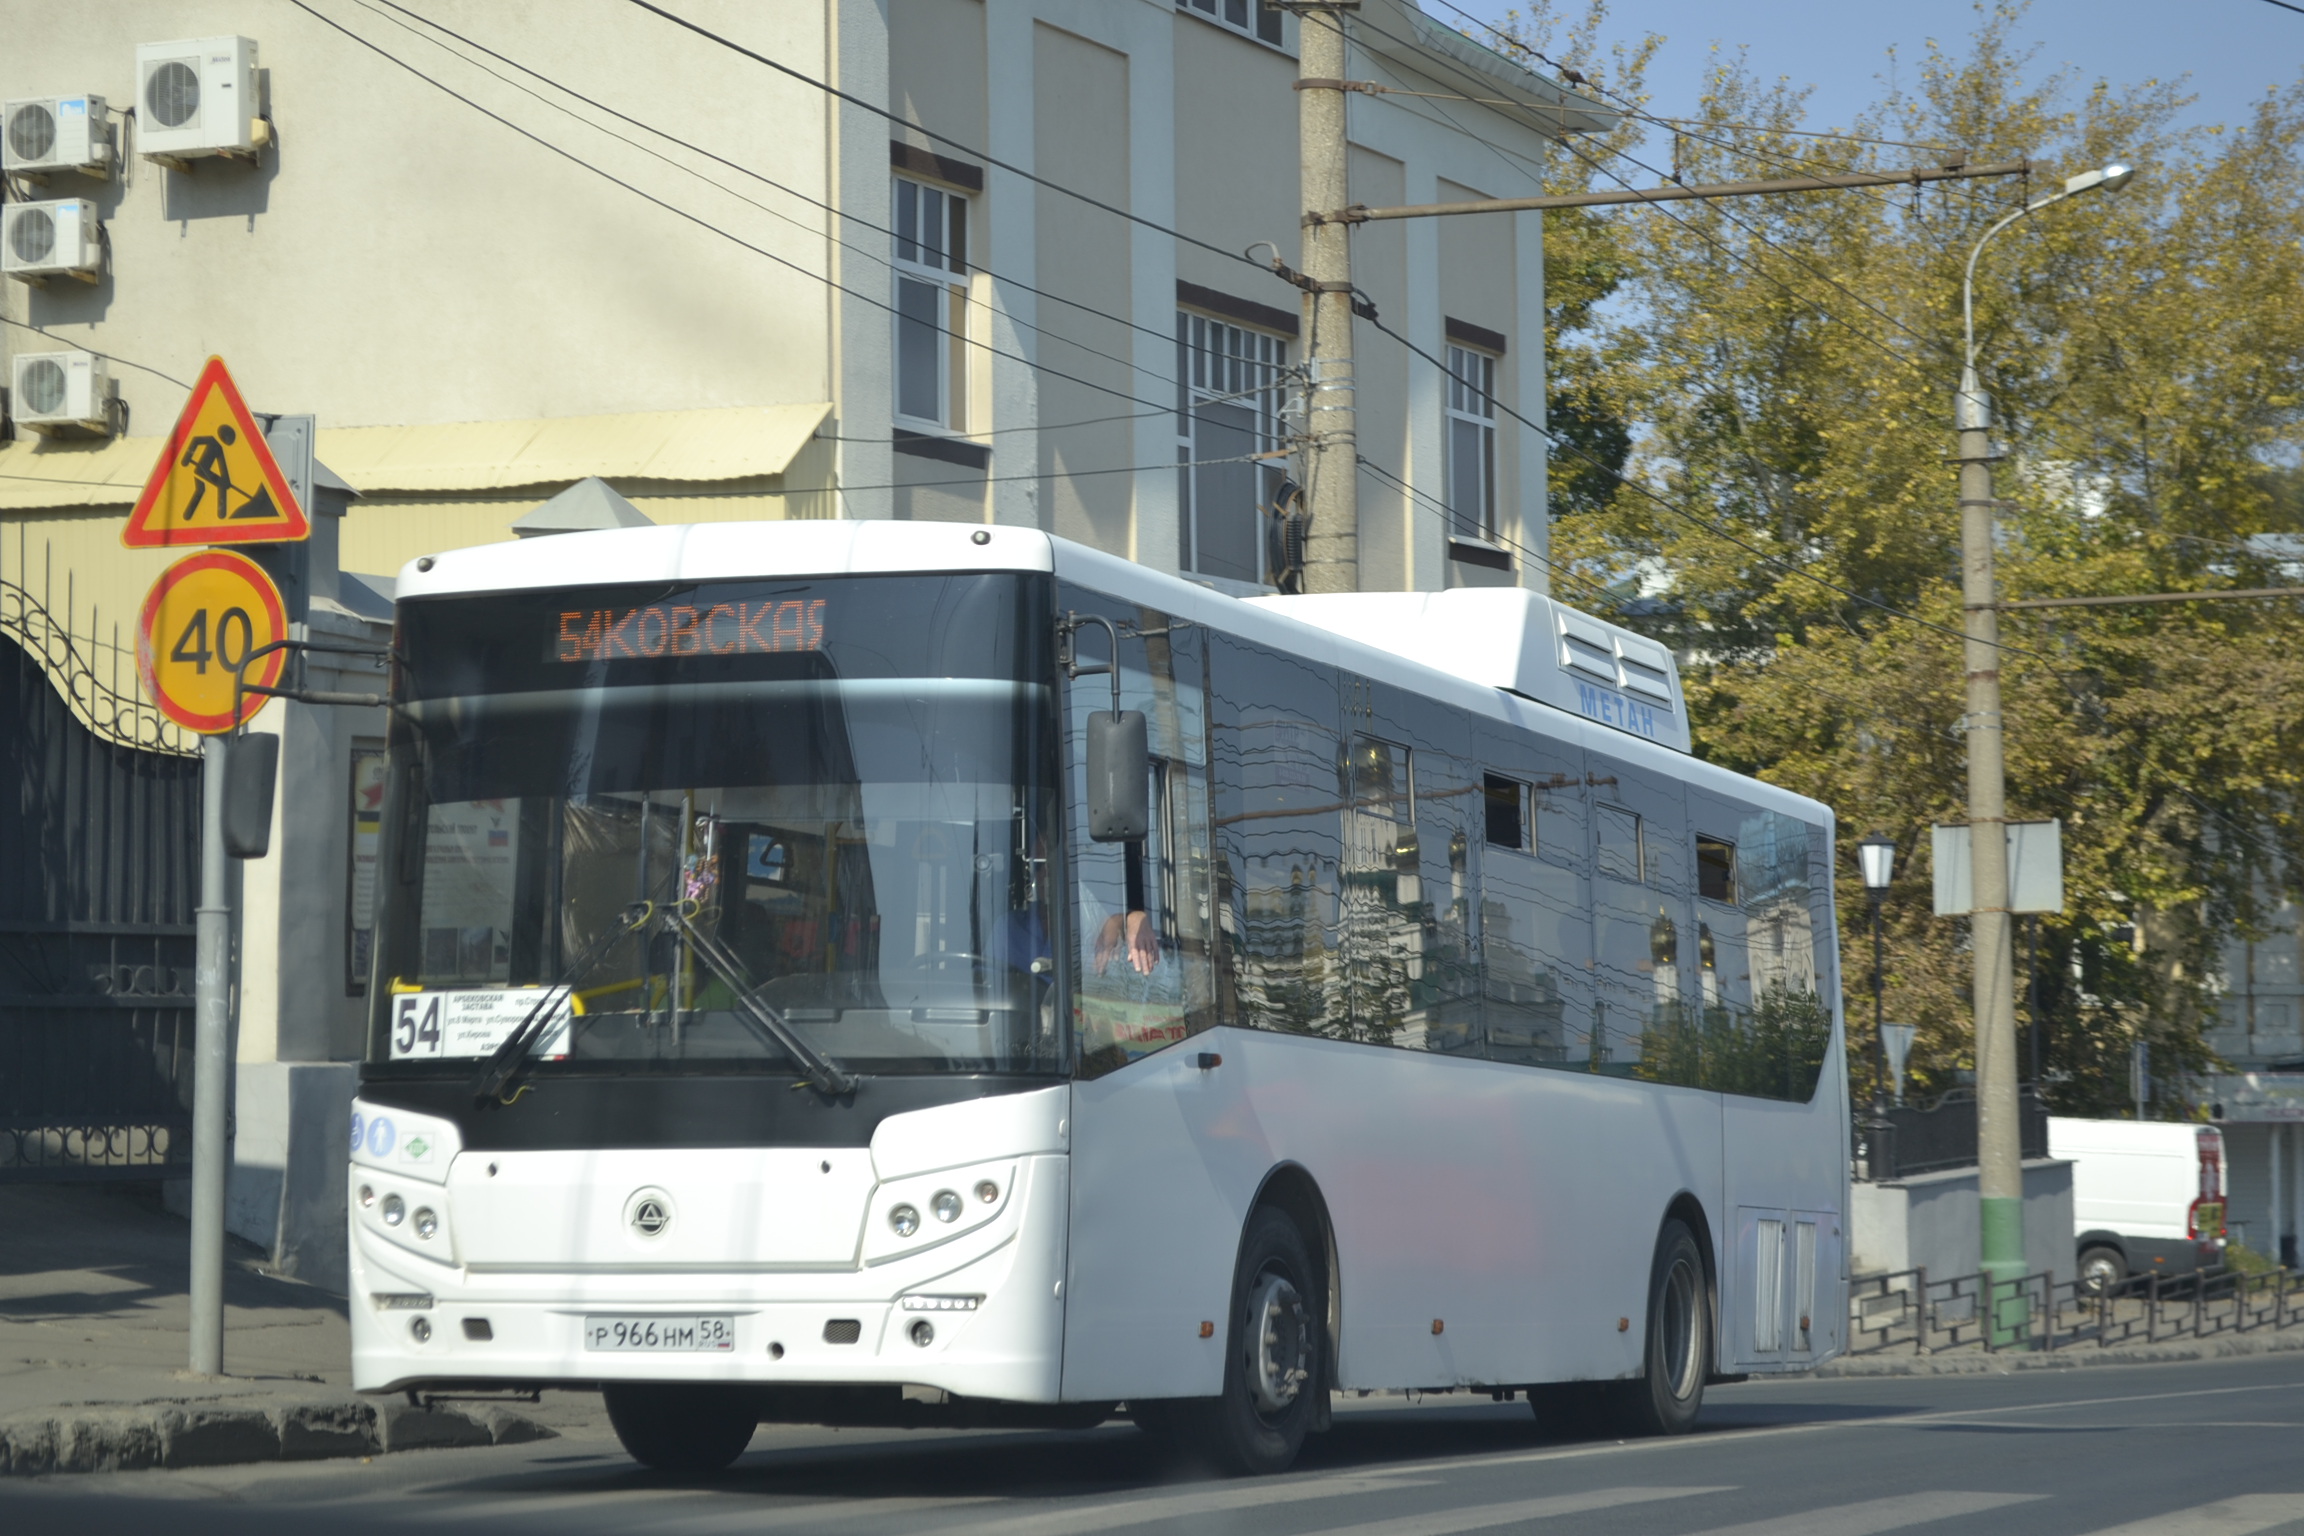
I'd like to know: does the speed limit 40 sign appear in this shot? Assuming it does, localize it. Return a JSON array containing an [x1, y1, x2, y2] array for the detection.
[[135, 549, 288, 733]]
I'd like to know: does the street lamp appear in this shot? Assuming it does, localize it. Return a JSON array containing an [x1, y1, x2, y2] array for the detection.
[[1858, 832, 1896, 1117], [1954, 160, 2134, 1346], [1856, 833, 1898, 1184]]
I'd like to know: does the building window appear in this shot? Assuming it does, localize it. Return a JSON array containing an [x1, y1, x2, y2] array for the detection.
[[1445, 343, 1497, 542], [1178, 0, 1285, 46], [1177, 310, 1289, 585], [894, 176, 968, 432]]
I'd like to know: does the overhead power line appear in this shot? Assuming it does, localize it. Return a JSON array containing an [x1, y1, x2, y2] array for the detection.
[[0, 315, 193, 389], [1337, 7, 1960, 378], [1352, 304, 2069, 667], [286, 1, 1177, 419], [619, 0, 1262, 273], [1336, 158, 2032, 223], [363, 0, 1192, 370]]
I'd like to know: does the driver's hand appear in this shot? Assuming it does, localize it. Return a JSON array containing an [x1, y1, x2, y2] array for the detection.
[[1123, 910, 1159, 975], [1093, 914, 1127, 975]]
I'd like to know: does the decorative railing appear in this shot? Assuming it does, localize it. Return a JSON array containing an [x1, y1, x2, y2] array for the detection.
[[0, 551, 197, 757], [1849, 1263, 2304, 1355]]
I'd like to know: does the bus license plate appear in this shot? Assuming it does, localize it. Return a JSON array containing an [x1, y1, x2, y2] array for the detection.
[[584, 1315, 735, 1352]]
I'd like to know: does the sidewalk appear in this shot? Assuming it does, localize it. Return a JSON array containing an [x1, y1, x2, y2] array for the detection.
[[0, 1182, 580, 1474]]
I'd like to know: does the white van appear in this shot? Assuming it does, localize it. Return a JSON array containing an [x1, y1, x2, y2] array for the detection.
[[2046, 1117, 2226, 1293]]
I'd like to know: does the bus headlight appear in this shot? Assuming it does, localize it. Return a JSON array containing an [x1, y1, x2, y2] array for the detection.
[[931, 1190, 963, 1224], [412, 1207, 439, 1241], [381, 1193, 406, 1227], [889, 1204, 920, 1238]]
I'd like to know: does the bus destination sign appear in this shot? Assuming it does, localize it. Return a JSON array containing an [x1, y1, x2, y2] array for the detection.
[[554, 597, 827, 663]]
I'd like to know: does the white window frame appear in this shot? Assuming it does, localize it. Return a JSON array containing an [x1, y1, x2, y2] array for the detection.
[[1445, 343, 1499, 543], [1176, 310, 1290, 586], [892, 176, 969, 434], [1176, 0, 1287, 49]]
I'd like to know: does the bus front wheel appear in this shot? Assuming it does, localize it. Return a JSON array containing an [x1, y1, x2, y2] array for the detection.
[[604, 1383, 758, 1473], [1163, 1205, 1326, 1475], [1612, 1217, 1709, 1437]]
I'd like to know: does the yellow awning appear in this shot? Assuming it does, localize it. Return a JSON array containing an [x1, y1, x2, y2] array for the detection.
[[0, 403, 833, 511]]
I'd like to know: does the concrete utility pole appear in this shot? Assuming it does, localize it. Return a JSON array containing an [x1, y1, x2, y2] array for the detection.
[[1293, 1, 1360, 594], [1956, 163, 2133, 1346]]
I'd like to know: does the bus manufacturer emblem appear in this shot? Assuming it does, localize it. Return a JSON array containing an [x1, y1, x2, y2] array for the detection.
[[626, 1189, 673, 1238]]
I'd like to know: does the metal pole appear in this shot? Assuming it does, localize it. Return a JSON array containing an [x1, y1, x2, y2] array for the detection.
[[1338, 157, 2033, 223], [1870, 893, 1888, 1113], [189, 735, 231, 1376], [1295, 1, 1358, 594]]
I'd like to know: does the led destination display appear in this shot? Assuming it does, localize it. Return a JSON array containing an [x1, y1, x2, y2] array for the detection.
[[553, 597, 826, 663]]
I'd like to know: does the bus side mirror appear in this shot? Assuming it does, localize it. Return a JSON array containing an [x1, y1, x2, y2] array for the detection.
[[221, 733, 280, 859], [1087, 710, 1149, 842]]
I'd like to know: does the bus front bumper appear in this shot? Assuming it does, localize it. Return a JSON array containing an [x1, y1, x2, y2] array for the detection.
[[348, 1151, 1069, 1402]]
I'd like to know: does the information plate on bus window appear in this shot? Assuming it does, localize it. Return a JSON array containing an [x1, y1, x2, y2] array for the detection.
[[389, 990, 570, 1060], [584, 1316, 736, 1353]]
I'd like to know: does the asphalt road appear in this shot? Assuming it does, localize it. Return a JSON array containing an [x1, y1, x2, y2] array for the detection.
[[8, 1353, 2304, 1536]]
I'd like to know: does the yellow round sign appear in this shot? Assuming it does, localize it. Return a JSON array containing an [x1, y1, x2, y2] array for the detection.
[[135, 550, 289, 734]]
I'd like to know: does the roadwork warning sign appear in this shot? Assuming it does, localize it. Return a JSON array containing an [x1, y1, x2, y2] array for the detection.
[[121, 356, 311, 548]]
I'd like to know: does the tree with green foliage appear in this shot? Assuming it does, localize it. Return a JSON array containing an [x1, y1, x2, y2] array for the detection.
[[1493, 1, 2304, 1114]]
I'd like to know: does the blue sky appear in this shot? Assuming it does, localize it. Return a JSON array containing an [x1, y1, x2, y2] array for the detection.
[[1441, 0, 2303, 145]]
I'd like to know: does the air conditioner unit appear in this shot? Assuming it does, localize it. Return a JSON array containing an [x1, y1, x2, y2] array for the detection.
[[2, 95, 116, 179], [2, 199, 102, 285], [135, 36, 261, 165], [11, 351, 117, 438]]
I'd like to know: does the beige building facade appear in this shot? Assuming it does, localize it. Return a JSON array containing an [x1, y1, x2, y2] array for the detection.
[[0, 0, 1601, 1274]]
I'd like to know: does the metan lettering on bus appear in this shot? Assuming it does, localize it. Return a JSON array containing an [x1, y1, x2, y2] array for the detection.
[[554, 599, 827, 662]]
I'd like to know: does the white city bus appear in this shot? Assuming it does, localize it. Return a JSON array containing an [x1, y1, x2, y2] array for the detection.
[[348, 522, 1849, 1474]]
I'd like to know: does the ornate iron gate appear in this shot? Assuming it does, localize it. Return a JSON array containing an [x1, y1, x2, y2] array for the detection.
[[1, 567, 204, 1180]]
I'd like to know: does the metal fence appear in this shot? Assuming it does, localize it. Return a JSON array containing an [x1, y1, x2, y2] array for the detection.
[[1, 537, 204, 1182], [1850, 1263, 2304, 1355], [1861, 1085, 2051, 1182]]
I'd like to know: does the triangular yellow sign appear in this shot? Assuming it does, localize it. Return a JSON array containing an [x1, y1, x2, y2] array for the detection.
[[122, 356, 310, 548]]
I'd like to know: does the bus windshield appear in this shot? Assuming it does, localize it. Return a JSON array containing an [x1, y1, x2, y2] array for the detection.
[[366, 571, 1060, 1079]]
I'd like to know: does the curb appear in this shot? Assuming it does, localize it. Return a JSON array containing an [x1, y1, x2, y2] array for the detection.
[[0, 1397, 555, 1476], [1815, 1327, 2304, 1377]]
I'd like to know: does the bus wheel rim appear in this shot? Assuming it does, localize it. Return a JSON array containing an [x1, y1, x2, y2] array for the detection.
[[1246, 1268, 1308, 1417]]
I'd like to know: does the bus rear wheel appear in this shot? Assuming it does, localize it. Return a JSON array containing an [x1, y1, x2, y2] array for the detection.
[[604, 1383, 758, 1473], [1612, 1218, 1709, 1437], [1164, 1205, 1325, 1476]]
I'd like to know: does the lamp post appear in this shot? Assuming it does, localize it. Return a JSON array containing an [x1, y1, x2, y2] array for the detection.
[[1956, 161, 2134, 1346], [1857, 833, 1896, 1114]]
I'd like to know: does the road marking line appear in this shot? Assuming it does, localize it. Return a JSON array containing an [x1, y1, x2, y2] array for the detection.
[[1676, 1491, 2044, 1536], [388, 1487, 721, 1523], [615, 1494, 1004, 1534], [2073, 1495, 2304, 1536], [1368, 1378, 2304, 1481], [1284, 1484, 1731, 1536], [919, 1473, 1439, 1536]]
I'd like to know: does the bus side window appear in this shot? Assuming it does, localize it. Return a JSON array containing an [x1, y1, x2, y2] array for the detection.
[[1696, 836, 1737, 903], [1062, 591, 1216, 1079], [1476, 728, 1592, 1071], [1207, 630, 1343, 1043], [1344, 687, 1483, 1056]]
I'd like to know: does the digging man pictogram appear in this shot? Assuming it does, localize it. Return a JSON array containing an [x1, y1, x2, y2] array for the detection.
[[177, 423, 277, 522]]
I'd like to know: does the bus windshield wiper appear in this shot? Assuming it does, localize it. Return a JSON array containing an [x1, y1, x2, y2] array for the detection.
[[664, 901, 858, 1097], [471, 902, 653, 1106]]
